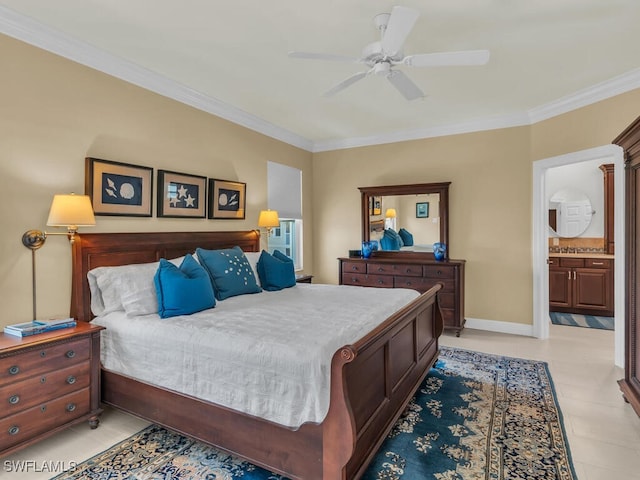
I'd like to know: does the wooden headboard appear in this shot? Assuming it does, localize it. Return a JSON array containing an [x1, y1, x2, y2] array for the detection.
[[70, 230, 261, 322]]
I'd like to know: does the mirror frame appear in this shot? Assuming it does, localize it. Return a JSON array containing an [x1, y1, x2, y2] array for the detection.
[[359, 182, 450, 258]]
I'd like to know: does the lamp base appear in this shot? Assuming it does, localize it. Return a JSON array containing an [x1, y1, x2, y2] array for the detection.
[[22, 230, 46, 250]]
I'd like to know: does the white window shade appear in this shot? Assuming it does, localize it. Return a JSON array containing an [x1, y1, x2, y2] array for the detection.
[[268, 161, 302, 219]]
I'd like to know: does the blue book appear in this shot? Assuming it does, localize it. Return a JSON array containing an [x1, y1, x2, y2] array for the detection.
[[4, 318, 76, 337]]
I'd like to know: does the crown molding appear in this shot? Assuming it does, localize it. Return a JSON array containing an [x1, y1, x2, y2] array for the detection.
[[1, 5, 638, 154], [528, 67, 640, 124], [0, 6, 314, 152]]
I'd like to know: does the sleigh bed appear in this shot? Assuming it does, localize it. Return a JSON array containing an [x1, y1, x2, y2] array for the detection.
[[70, 230, 443, 480]]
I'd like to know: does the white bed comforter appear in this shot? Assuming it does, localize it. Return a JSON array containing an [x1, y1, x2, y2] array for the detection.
[[93, 283, 419, 428]]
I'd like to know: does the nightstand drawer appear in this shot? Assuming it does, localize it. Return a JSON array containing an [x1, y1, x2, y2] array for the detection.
[[0, 388, 90, 451], [0, 338, 89, 387], [0, 361, 90, 418]]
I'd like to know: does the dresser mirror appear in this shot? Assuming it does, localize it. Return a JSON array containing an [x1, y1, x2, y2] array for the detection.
[[548, 188, 593, 238], [359, 182, 450, 257]]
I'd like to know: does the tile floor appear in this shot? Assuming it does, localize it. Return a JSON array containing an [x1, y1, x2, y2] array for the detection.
[[2, 324, 639, 479]]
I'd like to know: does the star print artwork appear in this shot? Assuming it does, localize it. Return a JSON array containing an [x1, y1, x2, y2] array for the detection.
[[101, 173, 143, 205], [167, 182, 199, 209]]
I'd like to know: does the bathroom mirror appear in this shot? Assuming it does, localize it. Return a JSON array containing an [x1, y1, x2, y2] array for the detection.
[[360, 182, 450, 257], [548, 188, 593, 238]]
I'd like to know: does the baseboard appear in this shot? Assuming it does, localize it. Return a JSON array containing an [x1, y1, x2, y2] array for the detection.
[[464, 318, 534, 337]]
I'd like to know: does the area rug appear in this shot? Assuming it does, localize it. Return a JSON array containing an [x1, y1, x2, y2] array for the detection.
[[550, 311, 614, 330], [52, 347, 576, 480]]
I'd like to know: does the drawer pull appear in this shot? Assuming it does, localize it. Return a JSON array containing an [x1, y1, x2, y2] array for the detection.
[[66, 350, 76, 359], [405, 281, 412, 286], [436, 270, 443, 276], [351, 277, 359, 282], [40, 376, 46, 384], [66, 375, 76, 385], [8, 426, 19, 436], [9, 395, 20, 405], [592, 262, 604, 265], [351, 265, 358, 270], [8, 365, 19, 375], [377, 267, 384, 272], [40, 350, 46, 358], [377, 279, 384, 284], [66, 403, 76, 412], [40, 405, 46, 413]]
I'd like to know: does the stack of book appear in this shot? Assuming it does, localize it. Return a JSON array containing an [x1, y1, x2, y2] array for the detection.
[[3, 318, 77, 337]]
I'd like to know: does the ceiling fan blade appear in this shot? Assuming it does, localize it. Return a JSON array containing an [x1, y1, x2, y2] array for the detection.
[[387, 70, 424, 101], [288, 51, 359, 63], [323, 71, 368, 97], [381, 6, 420, 56], [403, 49, 490, 67]]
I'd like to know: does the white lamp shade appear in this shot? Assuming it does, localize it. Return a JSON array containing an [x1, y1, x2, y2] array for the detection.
[[385, 208, 397, 218], [258, 209, 280, 228], [46, 194, 96, 227]]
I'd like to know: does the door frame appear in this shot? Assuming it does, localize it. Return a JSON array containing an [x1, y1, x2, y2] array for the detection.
[[532, 144, 625, 366]]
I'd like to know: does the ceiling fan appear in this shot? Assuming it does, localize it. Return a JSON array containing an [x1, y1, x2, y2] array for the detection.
[[288, 6, 490, 101]]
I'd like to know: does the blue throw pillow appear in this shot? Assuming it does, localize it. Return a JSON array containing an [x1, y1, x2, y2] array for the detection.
[[154, 254, 215, 318], [196, 246, 262, 300], [398, 228, 414, 246], [381, 229, 401, 250], [256, 250, 296, 291]]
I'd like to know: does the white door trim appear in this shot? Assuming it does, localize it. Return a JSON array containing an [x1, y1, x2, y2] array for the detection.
[[532, 144, 625, 367]]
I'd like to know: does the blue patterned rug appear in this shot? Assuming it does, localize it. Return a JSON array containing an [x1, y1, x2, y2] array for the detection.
[[550, 311, 614, 330], [52, 347, 576, 480]]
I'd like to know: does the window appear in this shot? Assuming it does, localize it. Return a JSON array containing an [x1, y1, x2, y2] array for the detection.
[[267, 162, 303, 270]]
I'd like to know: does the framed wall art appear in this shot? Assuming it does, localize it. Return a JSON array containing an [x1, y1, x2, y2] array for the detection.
[[157, 170, 207, 218], [85, 157, 153, 216], [208, 179, 246, 219], [416, 201, 430, 218]]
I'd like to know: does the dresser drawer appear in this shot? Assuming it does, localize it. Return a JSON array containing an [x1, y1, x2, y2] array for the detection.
[[423, 265, 455, 279], [341, 261, 367, 274], [0, 338, 89, 387], [394, 276, 454, 294], [368, 263, 422, 277], [0, 388, 90, 451], [0, 362, 90, 418], [342, 273, 394, 288], [584, 258, 612, 269]]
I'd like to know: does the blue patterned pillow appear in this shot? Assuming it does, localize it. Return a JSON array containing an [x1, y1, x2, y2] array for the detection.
[[154, 254, 215, 318], [196, 246, 262, 300], [398, 228, 414, 246], [256, 250, 296, 291]]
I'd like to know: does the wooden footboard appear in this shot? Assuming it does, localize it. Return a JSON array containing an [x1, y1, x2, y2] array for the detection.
[[71, 231, 443, 480]]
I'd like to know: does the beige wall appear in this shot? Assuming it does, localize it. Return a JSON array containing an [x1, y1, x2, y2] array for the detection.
[[3, 33, 640, 330], [313, 89, 640, 326], [0, 35, 312, 327]]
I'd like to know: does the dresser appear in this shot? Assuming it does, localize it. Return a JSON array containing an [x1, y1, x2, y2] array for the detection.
[[0, 323, 103, 457], [339, 256, 466, 336]]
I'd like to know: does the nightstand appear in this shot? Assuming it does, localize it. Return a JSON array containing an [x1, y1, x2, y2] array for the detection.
[[295, 274, 313, 284], [0, 322, 104, 457]]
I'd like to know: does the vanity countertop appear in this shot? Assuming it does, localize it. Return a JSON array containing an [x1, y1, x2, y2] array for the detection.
[[549, 252, 614, 259]]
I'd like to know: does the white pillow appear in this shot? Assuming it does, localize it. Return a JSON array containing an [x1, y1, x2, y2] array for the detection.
[[87, 256, 184, 317], [243, 251, 261, 286]]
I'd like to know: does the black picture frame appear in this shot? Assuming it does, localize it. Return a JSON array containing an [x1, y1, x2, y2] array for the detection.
[[85, 157, 153, 217], [157, 170, 207, 218], [208, 179, 246, 219], [416, 202, 429, 218]]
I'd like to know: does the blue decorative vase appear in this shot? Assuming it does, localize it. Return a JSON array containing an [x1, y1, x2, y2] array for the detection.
[[433, 242, 446, 261], [369, 240, 379, 252], [362, 241, 373, 259]]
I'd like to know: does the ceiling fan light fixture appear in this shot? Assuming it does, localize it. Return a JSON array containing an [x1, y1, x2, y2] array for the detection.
[[374, 62, 391, 76]]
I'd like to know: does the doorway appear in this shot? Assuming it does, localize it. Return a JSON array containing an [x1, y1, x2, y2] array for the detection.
[[532, 144, 625, 366]]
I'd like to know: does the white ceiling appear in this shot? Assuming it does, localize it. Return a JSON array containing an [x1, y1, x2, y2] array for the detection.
[[1, 1, 639, 152]]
